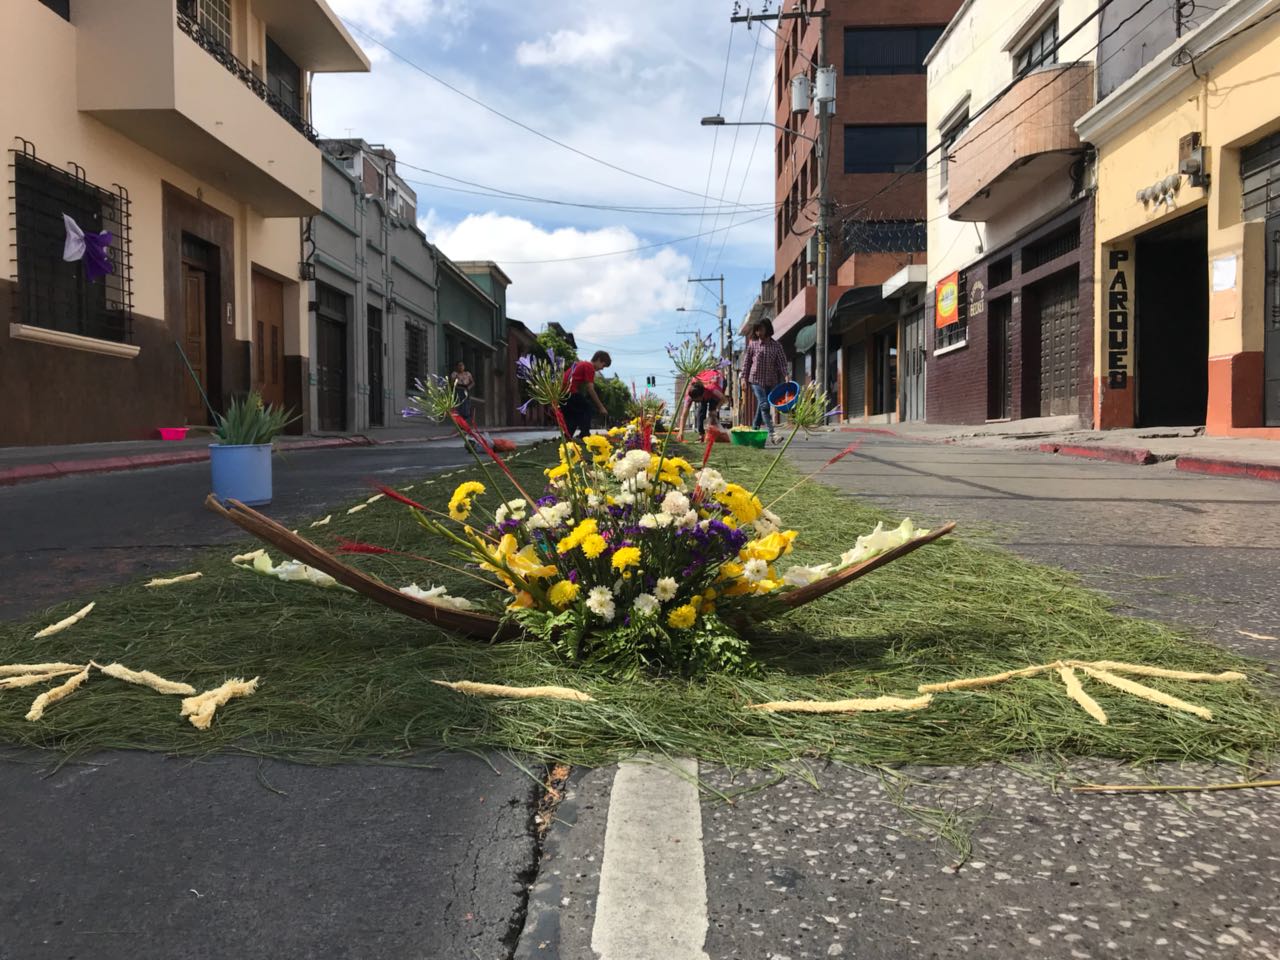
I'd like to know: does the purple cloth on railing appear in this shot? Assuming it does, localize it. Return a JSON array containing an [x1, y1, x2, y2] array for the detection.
[[82, 230, 114, 281]]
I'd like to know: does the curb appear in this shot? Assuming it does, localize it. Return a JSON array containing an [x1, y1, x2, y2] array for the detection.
[[0, 435, 368, 487], [1039, 442, 1157, 465], [1176, 455, 1280, 483]]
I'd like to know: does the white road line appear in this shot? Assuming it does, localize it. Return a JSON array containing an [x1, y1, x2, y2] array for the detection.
[[591, 757, 711, 960]]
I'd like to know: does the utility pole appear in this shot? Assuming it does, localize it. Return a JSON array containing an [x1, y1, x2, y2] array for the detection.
[[732, 1, 833, 397], [687, 275, 726, 359]]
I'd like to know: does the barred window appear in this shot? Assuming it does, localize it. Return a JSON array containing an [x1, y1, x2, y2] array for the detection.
[[935, 272, 968, 350], [12, 149, 133, 343], [405, 321, 428, 389], [179, 0, 232, 51]]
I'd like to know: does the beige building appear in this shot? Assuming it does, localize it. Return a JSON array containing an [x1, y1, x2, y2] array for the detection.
[[1, 0, 368, 445], [1078, 0, 1280, 436], [924, 0, 1099, 425]]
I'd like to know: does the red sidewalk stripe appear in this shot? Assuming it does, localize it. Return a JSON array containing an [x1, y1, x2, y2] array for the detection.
[[1040, 442, 1156, 465], [836, 426, 900, 438], [0, 464, 63, 485], [1176, 456, 1280, 483]]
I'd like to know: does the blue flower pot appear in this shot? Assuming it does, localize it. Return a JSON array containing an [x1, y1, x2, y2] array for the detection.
[[209, 443, 273, 506]]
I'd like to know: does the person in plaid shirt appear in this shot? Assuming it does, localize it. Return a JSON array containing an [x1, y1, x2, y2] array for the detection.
[[740, 319, 789, 443]]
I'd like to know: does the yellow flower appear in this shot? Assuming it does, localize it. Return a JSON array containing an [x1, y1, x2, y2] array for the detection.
[[716, 483, 764, 525], [581, 534, 607, 559], [582, 435, 613, 464], [557, 442, 583, 465], [611, 546, 641, 571], [507, 591, 536, 609], [544, 463, 570, 481], [548, 580, 581, 608], [448, 480, 485, 521], [667, 604, 697, 629], [741, 531, 797, 563], [482, 534, 557, 585], [718, 562, 744, 580], [555, 517, 598, 554]]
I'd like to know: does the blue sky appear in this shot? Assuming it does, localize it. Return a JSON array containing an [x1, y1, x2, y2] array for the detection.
[[313, 0, 776, 408]]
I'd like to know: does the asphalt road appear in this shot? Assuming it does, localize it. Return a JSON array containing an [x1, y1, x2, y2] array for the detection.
[[0, 438, 548, 960], [521, 433, 1280, 960]]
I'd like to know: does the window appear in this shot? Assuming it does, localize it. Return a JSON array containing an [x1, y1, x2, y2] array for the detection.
[[1015, 16, 1058, 76], [178, 0, 232, 51], [844, 26, 945, 75], [988, 255, 1013, 287], [405, 321, 427, 389], [843, 219, 927, 254], [844, 125, 927, 174], [38, 0, 70, 20], [939, 111, 969, 191], [13, 150, 132, 343], [266, 36, 302, 119], [1022, 219, 1079, 272], [935, 272, 968, 350]]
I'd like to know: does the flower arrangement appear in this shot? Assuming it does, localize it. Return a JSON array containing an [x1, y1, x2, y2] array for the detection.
[[384, 337, 931, 675]]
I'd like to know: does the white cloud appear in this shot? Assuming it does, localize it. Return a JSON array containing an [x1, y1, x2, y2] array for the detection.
[[326, 0, 467, 38], [516, 25, 626, 67], [423, 211, 690, 341]]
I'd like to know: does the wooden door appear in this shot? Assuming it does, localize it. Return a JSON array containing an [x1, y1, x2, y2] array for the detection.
[[1034, 270, 1080, 418], [181, 263, 208, 425], [252, 273, 285, 408]]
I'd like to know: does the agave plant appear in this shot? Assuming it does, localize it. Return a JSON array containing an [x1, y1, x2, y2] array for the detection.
[[212, 392, 297, 446]]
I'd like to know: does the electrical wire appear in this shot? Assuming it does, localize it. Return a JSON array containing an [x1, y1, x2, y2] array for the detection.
[[344, 22, 763, 207]]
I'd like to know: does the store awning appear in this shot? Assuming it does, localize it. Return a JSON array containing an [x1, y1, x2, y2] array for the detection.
[[828, 285, 888, 322], [793, 321, 817, 353]]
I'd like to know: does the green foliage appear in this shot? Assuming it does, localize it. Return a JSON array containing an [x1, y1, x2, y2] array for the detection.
[[594, 375, 632, 424], [212, 392, 298, 445], [535, 329, 578, 364]]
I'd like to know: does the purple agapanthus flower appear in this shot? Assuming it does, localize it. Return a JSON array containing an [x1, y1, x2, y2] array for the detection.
[[518, 397, 536, 416]]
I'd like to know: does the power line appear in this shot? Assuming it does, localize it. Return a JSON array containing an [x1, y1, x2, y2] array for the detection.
[[345, 22, 752, 207], [687, 19, 738, 310]]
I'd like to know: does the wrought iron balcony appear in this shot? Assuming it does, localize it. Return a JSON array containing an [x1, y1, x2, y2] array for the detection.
[[176, 12, 317, 143]]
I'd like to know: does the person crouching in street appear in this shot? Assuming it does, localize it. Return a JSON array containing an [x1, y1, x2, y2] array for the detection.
[[561, 350, 611, 439], [741, 319, 788, 444], [688, 369, 726, 441]]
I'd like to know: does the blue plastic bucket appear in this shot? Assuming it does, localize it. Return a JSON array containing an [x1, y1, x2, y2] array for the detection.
[[768, 381, 801, 413], [209, 443, 274, 506]]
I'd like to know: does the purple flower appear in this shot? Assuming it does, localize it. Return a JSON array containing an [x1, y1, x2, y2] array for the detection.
[[519, 397, 536, 416], [401, 407, 422, 419], [568, 569, 580, 583]]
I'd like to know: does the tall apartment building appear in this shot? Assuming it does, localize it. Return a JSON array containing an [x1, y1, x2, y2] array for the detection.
[[771, 0, 962, 422], [1, 0, 368, 445]]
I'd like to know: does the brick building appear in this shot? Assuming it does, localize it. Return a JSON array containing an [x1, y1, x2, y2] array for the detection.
[[771, 0, 961, 423]]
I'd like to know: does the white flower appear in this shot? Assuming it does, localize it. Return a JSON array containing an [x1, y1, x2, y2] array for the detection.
[[494, 499, 528, 525], [752, 509, 782, 537], [743, 559, 769, 583], [638, 513, 659, 529], [586, 585, 616, 622], [781, 564, 832, 587], [655, 513, 675, 528], [612, 449, 652, 481], [633, 593, 660, 616], [632, 472, 652, 491], [675, 510, 698, 530], [587, 494, 602, 507], [694, 468, 727, 494], [655, 577, 678, 601], [839, 519, 923, 568], [399, 584, 474, 610], [527, 502, 572, 530], [661, 490, 690, 516], [616, 491, 636, 506]]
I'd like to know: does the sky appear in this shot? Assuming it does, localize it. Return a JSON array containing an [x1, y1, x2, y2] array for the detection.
[[313, 0, 777, 408]]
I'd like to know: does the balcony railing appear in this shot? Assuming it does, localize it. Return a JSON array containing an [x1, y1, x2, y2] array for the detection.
[[176, 12, 318, 143]]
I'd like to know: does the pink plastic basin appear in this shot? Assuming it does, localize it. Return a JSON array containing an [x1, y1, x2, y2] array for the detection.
[[158, 427, 189, 441]]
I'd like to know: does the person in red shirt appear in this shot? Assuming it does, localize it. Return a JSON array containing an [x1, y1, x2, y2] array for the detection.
[[560, 350, 612, 438], [687, 368, 726, 441]]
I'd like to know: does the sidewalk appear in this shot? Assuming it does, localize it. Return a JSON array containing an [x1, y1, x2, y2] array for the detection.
[[832, 415, 1280, 482], [0, 424, 548, 486]]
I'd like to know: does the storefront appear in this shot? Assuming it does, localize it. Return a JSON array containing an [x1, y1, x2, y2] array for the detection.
[[1078, 3, 1280, 435], [926, 200, 1095, 425]]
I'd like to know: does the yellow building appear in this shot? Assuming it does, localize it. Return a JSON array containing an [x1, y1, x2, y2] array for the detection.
[[1, 0, 368, 445], [1078, 0, 1280, 436]]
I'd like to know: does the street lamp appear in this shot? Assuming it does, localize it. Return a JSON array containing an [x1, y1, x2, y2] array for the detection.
[[700, 115, 818, 144]]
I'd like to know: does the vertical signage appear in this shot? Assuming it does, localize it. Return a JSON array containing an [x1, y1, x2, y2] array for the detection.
[[1105, 248, 1132, 389]]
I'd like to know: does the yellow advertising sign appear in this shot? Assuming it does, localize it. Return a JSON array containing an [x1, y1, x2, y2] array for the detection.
[[935, 272, 960, 328]]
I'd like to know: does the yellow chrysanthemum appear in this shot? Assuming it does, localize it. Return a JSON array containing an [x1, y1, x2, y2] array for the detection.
[[667, 604, 697, 629], [581, 534, 607, 559], [716, 483, 764, 525], [555, 518, 598, 554], [582, 435, 613, 464], [448, 481, 485, 521], [544, 463, 571, 481], [611, 546, 641, 571], [548, 580, 581, 608]]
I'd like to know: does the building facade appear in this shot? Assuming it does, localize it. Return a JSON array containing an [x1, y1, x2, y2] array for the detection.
[[311, 140, 435, 435], [1078, 0, 1280, 435], [771, 0, 961, 423], [924, 0, 1098, 425], [1, 0, 367, 445], [454, 261, 512, 428], [437, 258, 503, 428]]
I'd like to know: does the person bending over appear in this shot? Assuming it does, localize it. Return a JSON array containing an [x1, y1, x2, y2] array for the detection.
[[560, 350, 611, 439]]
